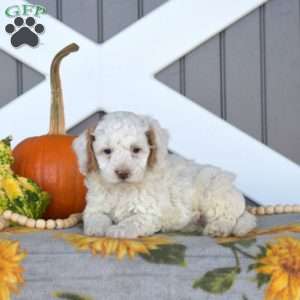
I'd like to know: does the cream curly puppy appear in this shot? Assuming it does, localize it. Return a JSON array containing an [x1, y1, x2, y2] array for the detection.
[[73, 111, 256, 238]]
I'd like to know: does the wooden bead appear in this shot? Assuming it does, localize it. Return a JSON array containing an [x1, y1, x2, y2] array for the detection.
[[63, 219, 73, 228], [274, 205, 284, 214], [36, 219, 46, 229], [64, 217, 78, 228], [70, 213, 82, 222], [11, 213, 19, 222], [46, 220, 56, 230], [284, 205, 293, 213], [292, 205, 300, 213], [3, 210, 12, 220], [257, 207, 266, 215], [68, 216, 79, 226], [17, 215, 28, 226], [26, 218, 36, 228], [55, 219, 64, 229], [266, 206, 275, 215], [0, 221, 5, 230], [0, 217, 8, 230]]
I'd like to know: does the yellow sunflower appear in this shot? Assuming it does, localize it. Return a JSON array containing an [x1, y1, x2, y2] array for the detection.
[[56, 233, 173, 260], [0, 239, 27, 300], [256, 237, 300, 300]]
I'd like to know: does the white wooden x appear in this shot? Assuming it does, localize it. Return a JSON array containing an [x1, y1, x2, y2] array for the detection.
[[0, 0, 299, 204]]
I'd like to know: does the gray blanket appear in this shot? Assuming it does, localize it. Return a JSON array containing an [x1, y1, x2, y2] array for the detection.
[[2, 214, 300, 300]]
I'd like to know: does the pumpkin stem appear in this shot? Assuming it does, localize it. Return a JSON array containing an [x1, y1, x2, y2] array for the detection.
[[49, 43, 79, 135]]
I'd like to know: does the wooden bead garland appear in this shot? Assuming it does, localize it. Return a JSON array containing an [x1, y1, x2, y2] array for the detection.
[[1, 210, 82, 230], [1, 204, 300, 232], [247, 204, 300, 215]]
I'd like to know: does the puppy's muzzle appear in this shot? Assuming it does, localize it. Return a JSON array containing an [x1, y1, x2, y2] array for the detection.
[[115, 169, 130, 180]]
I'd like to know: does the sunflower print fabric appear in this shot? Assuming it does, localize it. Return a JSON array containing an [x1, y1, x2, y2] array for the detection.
[[55, 233, 175, 260], [1, 215, 300, 300], [256, 237, 300, 300], [0, 239, 26, 300]]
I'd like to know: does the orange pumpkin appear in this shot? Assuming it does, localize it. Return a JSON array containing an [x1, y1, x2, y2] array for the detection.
[[13, 43, 86, 219]]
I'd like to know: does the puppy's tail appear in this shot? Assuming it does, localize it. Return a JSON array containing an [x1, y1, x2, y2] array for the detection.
[[0, 210, 82, 231], [247, 204, 300, 215]]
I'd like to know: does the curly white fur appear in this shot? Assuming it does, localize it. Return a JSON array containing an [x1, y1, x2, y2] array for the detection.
[[73, 111, 256, 238]]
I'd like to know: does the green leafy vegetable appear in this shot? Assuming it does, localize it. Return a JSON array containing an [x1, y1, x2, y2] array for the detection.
[[0, 137, 49, 219]]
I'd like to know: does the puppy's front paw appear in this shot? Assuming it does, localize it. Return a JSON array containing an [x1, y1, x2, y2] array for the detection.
[[233, 211, 256, 236], [84, 214, 112, 236], [203, 221, 233, 237], [106, 224, 139, 239]]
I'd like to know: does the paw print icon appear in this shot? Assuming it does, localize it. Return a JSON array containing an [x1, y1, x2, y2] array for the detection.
[[5, 16, 44, 47]]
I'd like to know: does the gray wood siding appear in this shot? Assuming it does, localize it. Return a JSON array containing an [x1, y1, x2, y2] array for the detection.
[[265, 0, 300, 163], [0, 0, 299, 164]]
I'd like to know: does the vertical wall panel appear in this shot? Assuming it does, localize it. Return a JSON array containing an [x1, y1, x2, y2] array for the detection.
[[156, 62, 181, 93], [185, 37, 221, 117], [62, 0, 99, 42], [143, 0, 169, 15], [102, 0, 138, 41], [219, 32, 226, 119], [225, 10, 262, 140], [0, 51, 17, 108], [259, 5, 268, 144], [265, 0, 300, 163]]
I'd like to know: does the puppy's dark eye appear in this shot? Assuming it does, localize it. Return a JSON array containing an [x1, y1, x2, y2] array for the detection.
[[103, 148, 112, 155], [132, 147, 141, 154]]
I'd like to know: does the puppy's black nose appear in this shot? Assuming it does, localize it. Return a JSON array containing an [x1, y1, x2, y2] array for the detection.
[[115, 169, 130, 180]]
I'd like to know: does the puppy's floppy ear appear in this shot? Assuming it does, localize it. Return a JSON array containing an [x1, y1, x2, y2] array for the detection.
[[146, 129, 157, 168], [144, 116, 169, 168], [72, 127, 99, 175], [86, 128, 99, 173]]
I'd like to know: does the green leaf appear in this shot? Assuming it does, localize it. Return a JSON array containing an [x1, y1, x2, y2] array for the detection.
[[53, 292, 93, 300], [256, 273, 271, 288], [2, 136, 12, 146], [139, 244, 186, 266], [256, 245, 267, 258], [26, 190, 39, 202], [193, 267, 237, 294], [221, 239, 256, 249], [247, 262, 263, 272], [236, 239, 256, 248]]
